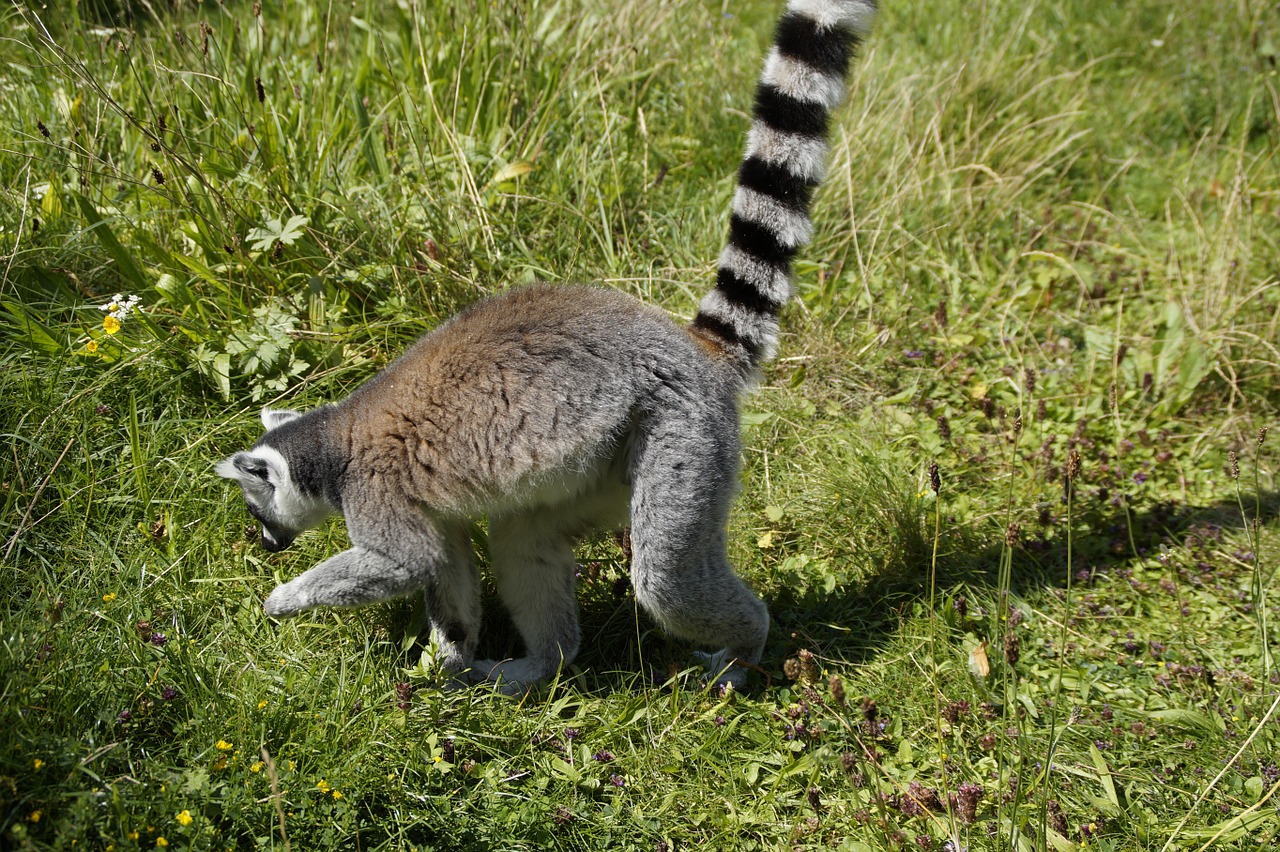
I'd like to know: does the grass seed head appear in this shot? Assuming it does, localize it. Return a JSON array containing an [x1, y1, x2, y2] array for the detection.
[[936, 415, 951, 441], [1024, 367, 1037, 394], [1257, 426, 1268, 448], [1227, 450, 1239, 480]]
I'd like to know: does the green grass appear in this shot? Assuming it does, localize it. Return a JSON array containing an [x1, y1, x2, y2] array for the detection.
[[2, 0, 1279, 849]]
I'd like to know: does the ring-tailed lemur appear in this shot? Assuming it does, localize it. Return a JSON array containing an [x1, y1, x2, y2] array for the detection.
[[218, 0, 876, 694]]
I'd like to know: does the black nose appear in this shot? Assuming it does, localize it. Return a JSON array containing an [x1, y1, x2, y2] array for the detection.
[[261, 529, 294, 552]]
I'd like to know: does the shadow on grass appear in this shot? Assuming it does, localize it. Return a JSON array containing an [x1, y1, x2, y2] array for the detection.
[[763, 487, 1280, 673]]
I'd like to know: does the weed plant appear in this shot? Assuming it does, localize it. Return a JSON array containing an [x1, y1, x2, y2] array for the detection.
[[2, 0, 1278, 849]]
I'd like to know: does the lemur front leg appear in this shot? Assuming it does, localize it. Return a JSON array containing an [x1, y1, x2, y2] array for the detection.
[[264, 494, 480, 673]]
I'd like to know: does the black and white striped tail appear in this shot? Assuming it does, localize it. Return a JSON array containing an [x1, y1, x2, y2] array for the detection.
[[691, 0, 876, 369]]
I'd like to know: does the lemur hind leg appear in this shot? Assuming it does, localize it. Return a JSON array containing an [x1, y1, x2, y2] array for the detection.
[[627, 407, 769, 691]]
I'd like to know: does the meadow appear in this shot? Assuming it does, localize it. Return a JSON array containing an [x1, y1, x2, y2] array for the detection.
[[1, 0, 1278, 848]]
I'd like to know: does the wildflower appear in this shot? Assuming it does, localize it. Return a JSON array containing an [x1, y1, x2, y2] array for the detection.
[[563, 727, 580, 741], [33, 759, 45, 770], [99, 293, 142, 323], [936, 415, 952, 441], [332, 790, 343, 800], [316, 780, 330, 793], [102, 592, 116, 602], [1228, 450, 1239, 480], [1003, 632, 1020, 666], [828, 673, 846, 705], [955, 782, 983, 824], [942, 700, 970, 724], [29, 810, 42, 823], [394, 681, 413, 711], [713, 715, 726, 726], [553, 805, 574, 826], [156, 838, 168, 848], [103, 315, 122, 335], [928, 461, 940, 494], [86, 340, 99, 353], [257, 699, 268, 710], [149, 632, 168, 646], [608, 774, 625, 787], [37, 120, 51, 138], [175, 810, 193, 826], [215, 740, 234, 752], [250, 761, 264, 773], [127, 831, 139, 840], [432, 755, 443, 763], [592, 750, 615, 763], [807, 786, 823, 812], [161, 686, 178, 701], [1024, 367, 1037, 394]]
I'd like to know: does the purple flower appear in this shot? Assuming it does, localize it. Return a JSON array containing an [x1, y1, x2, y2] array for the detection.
[[713, 715, 726, 727], [904, 350, 923, 359], [564, 727, 580, 741], [592, 750, 615, 763], [608, 774, 625, 787], [161, 686, 178, 701], [149, 632, 168, 647]]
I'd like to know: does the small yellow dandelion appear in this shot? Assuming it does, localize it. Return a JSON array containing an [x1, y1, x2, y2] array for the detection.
[[332, 790, 343, 800], [156, 838, 168, 848], [103, 315, 122, 335], [33, 759, 45, 770], [257, 699, 268, 710], [215, 739, 234, 751], [315, 779, 330, 793], [250, 761, 264, 773], [86, 340, 99, 353], [29, 810, 42, 823], [102, 593, 116, 603], [175, 810, 193, 826]]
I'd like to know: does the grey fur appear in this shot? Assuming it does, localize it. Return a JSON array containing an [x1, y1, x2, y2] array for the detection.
[[219, 0, 876, 695]]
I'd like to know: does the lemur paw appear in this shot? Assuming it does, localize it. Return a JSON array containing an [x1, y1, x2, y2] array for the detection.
[[263, 582, 310, 618]]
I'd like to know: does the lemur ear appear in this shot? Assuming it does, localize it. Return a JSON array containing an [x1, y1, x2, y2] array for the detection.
[[216, 451, 270, 483], [261, 408, 302, 431]]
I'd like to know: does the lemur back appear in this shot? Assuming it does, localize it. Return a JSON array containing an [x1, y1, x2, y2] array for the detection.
[[218, 0, 876, 694]]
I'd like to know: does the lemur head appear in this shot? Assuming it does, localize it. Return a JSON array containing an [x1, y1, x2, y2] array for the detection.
[[217, 408, 335, 552]]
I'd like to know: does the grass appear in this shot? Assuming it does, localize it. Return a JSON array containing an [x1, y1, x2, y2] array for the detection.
[[2, 0, 1278, 848]]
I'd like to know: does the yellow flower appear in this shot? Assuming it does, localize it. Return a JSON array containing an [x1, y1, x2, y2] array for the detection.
[[250, 761, 264, 773], [212, 757, 227, 771], [103, 315, 122, 335], [331, 790, 343, 800], [215, 739, 234, 751], [156, 838, 168, 848], [433, 755, 443, 763], [315, 779, 330, 793], [33, 759, 45, 770], [257, 700, 268, 710], [175, 810, 193, 826], [127, 831, 139, 841], [86, 340, 99, 353], [102, 593, 116, 603], [29, 810, 41, 823]]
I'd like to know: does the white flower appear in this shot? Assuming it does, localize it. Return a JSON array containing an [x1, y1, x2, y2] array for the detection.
[[98, 293, 142, 321]]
